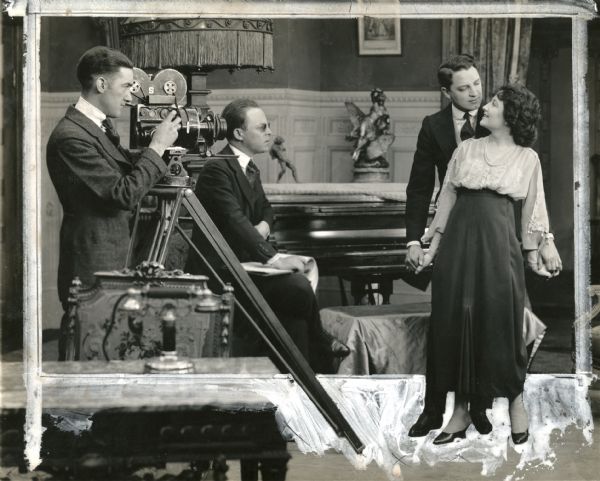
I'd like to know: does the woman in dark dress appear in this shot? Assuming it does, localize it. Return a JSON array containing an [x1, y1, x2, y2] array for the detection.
[[415, 84, 562, 445]]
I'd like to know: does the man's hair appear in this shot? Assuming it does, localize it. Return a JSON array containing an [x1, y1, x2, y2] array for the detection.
[[76, 46, 134, 91], [496, 84, 541, 147], [222, 98, 260, 141], [437, 54, 477, 90]]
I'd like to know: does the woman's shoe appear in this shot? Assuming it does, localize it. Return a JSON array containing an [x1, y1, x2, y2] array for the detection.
[[469, 409, 492, 435], [511, 430, 529, 445], [408, 411, 443, 437], [433, 428, 467, 445], [509, 393, 529, 444]]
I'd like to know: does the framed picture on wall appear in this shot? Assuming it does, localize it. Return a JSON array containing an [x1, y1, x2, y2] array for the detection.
[[358, 17, 401, 55]]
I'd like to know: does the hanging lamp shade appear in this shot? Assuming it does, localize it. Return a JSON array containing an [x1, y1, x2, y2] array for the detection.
[[118, 18, 274, 71]]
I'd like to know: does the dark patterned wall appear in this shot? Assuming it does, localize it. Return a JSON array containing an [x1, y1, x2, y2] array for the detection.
[[1, 16, 23, 351], [40, 17, 442, 93]]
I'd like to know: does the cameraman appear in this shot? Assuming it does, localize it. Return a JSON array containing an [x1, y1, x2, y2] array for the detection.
[[47, 46, 180, 317]]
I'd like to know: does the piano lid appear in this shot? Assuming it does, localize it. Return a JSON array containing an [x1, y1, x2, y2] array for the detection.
[[264, 182, 416, 204]]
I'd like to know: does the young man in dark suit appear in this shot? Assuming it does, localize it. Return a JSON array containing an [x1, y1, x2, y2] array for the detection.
[[406, 53, 489, 269], [186, 98, 348, 373], [405, 54, 492, 437], [47, 46, 180, 313]]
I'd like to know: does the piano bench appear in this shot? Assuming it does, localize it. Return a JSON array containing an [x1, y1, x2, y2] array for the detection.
[[320, 303, 430, 375]]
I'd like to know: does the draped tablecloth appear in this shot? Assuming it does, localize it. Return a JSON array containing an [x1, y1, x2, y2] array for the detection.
[[320, 303, 430, 375]]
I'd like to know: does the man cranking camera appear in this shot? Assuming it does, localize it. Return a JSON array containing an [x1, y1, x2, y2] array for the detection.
[[46, 46, 181, 329]]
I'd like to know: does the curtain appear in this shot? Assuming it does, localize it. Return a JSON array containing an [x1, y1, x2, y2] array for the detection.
[[95, 18, 121, 49], [442, 18, 532, 102]]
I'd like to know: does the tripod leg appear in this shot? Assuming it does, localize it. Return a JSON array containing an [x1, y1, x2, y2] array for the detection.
[[125, 202, 143, 268], [181, 191, 364, 454], [147, 190, 185, 265]]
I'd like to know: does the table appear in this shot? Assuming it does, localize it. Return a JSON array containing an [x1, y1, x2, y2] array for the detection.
[[1, 359, 289, 481], [320, 303, 430, 375]]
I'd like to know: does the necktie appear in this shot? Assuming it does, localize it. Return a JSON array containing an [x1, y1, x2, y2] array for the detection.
[[460, 112, 475, 141], [102, 118, 121, 147], [245, 160, 259, 187]]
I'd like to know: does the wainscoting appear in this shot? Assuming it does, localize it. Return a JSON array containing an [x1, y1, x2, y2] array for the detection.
[[40, 89, 440, 331], [206, 89, 440, 183]]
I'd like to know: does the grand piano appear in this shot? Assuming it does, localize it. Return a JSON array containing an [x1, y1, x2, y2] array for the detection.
[[264, 183, 435, 304]]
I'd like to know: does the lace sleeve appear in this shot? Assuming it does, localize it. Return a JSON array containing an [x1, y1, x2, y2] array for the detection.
[[521, 155, 550, 250], [421, 145, 460, 243]]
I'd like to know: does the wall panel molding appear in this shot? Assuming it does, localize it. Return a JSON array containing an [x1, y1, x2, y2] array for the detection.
[[207, 88, 440, 183], [39, 88, 439, 327], [42, 89, 439, 183], [42, 89, 439, 185]]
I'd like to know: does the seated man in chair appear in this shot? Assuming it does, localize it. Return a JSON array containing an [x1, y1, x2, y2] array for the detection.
[[186, 98, 349, 373]]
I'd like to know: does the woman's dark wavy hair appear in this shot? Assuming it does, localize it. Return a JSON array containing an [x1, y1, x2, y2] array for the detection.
[[495, 84, 541, 147]]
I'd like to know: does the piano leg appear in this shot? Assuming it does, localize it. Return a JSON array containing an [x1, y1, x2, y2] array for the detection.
[[337, 277, 349, 306], [380, 280, 393, 304], [350, 280, 367, 305], [349, 277, 394, 305]]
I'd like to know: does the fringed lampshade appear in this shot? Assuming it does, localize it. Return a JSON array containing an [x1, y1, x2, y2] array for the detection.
[[118, 18, 274, 72]]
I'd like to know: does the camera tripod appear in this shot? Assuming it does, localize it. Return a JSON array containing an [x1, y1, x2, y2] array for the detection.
[[126, 158, 364, 454]]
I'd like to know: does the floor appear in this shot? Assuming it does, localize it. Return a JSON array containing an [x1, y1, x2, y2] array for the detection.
[[3, 415, 596, 481], [1, 275, 594, 480], [262, 424, 599, 481]]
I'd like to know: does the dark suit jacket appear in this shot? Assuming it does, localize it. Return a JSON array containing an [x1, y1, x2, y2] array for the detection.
[[187, 145, 331, 367], [191, 144, 276, 264], [47, 106, 166, 304], [405, 104, 489, 242]]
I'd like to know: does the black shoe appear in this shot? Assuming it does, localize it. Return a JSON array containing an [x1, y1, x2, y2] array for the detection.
[[469, 409, 492, 435], [511, 430, 529, 445], [319, 330, 350, 358], [330, 338, 350, 358], [408, 411, 443, 437], [433, 428, 467, 445]]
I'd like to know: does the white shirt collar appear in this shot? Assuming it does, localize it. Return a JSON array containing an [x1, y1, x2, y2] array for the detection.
[[74, 96, 106, 129], [229, 144, 252, 173], [452, 103, 479, 121]]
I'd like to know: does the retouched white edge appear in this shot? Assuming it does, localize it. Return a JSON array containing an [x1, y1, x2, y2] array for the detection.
[[573, 17, 592, 375], [16, 0, 596, 471], [22, 5, 43, 469], [5, 0, 598, 18]]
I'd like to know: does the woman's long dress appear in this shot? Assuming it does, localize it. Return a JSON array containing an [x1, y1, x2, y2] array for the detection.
[[422, 137, 550, 401]]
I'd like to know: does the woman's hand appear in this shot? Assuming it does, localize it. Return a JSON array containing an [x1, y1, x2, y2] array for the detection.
[[526, 250, 552, 278], [539, 238, 562, 277], [415, 232, 441, 274]]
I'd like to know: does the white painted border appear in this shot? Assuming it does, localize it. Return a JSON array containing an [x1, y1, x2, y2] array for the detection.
[[12, 0, 597, 471], [573, 17, 593, 375], [5, 0, 598, 18], [22, 7, 43, 469]]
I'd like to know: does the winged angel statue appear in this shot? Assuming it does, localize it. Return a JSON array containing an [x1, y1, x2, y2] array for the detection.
[[345, 88, 395, 168]]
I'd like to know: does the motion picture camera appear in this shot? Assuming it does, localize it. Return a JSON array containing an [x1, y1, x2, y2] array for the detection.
[[129, 68, 227, 178]]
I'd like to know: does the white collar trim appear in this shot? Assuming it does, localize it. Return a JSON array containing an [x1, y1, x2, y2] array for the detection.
[[452, 103, 479, 121], [229, 144, 252, 172], [74, 96, 107, 129]]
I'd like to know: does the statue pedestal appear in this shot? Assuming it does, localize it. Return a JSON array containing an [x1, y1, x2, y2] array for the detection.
[[353, 167, 390, 183]]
